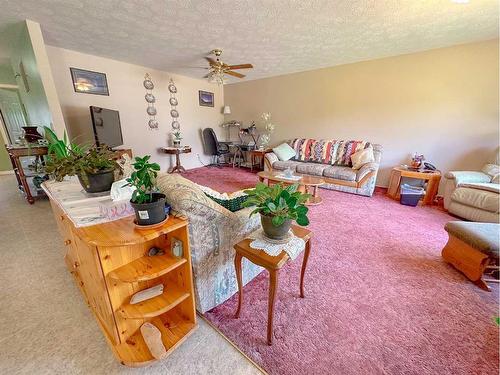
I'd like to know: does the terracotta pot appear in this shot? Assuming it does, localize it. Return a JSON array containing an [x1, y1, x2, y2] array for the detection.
[[260, 214, 292, 240]]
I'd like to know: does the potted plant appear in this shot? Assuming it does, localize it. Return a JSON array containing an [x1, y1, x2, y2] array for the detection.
[[172, 131, 182, 147], [125, 155, 166, 226], [44, 126, 118, 193], [243, 183, 310, 240]]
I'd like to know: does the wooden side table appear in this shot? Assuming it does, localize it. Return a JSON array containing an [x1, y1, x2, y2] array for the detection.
[[387, 167, 441, 205], [5, 144, 48, 204], [233, 225, 312, 345], [249, 149, 272, 171], [160, 146, 191, 173]]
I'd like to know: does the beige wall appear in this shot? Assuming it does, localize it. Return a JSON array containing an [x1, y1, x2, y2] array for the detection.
[[224, 39, 499, 190], [46, 46, 224, 171]]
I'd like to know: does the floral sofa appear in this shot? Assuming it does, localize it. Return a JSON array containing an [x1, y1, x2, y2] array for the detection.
[[156, 173, 262, 313], [264, 139, 383, 197]]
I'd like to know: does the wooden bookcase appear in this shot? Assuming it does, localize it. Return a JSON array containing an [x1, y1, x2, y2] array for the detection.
[[47, 196, 197, 366]]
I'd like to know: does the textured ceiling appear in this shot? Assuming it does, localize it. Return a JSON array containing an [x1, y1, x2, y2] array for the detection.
[[0, 0, 497, 83]]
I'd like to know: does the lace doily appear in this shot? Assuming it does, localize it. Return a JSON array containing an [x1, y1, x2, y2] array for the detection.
[[248, 229, 305, 260]]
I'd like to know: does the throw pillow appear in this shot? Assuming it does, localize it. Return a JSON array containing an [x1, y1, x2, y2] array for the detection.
[[492, 174, 500, 184], [273, 143, 296, 161], [482, 163, 500, 181], [350, 146, 375, 170]]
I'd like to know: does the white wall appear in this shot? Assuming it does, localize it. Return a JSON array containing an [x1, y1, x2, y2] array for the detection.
[[224, 40, 500, 191], [46, 46, 224, 171]]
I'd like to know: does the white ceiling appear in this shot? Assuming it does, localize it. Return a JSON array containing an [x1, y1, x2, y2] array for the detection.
[[0, 0, 497, 83]]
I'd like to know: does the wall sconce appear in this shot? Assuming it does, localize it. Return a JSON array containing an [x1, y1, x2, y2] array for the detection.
[[223, 105, 231, 115]]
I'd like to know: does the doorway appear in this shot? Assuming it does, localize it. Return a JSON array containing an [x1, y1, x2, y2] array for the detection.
[[0, 88, 27, 143]]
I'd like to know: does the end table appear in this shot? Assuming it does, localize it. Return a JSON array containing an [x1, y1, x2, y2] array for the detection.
[[249, 149, 272, 171], [160, 146, 191, 173], [387, 166, 441, 205], [233, 225, 312, 345]]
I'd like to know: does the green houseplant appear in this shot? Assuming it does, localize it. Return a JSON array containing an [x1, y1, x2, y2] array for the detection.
[[243, 183, 310, 240], [172, 131, 182, 147], [125, 155, 166, 226], [44, 126, 118, 193]]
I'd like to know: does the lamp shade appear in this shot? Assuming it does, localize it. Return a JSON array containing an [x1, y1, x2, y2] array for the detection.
[[223, 105, 231, 115]]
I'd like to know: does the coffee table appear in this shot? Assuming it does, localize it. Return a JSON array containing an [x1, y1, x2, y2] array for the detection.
[[257, 170, 325, 205], [234, 225, 313, 345]]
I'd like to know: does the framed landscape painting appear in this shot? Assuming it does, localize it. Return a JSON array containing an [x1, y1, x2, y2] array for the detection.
[[199, 90, 214, 107], [70, 67, 109, 95]]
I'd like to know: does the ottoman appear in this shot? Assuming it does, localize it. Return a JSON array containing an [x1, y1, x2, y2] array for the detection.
[[442, 221, 499, 291]]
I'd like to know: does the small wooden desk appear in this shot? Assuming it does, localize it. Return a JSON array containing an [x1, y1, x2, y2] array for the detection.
[[387, 167, 441, 205], [234, 225, 312, 345], [249, 149, 272, 171], [5, 144, 48, 204], [160, 147, 191, 173]]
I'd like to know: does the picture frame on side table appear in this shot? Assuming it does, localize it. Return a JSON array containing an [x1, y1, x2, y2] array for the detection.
[[199, 90, 214, 107], [70, 67, 109, 95]]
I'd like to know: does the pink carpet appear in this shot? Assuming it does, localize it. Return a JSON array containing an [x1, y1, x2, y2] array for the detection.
[[183, 166, 499, 375]]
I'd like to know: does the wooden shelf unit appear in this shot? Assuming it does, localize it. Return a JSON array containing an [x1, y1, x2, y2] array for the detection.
[[45, 189, 197, 367]]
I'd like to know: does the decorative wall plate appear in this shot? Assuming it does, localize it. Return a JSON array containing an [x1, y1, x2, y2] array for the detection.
[[168, 78, 181, 139], [168, 83, 177, 93], [143, 73, 158, 130], [143, 79, 154, 90]]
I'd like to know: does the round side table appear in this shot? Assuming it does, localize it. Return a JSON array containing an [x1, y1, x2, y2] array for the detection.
[[160, 146, 191, 173]]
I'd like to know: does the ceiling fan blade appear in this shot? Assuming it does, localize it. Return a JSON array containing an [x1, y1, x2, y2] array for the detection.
[[227, 64, 253, 70], [225, 70, 245, 78], [204, 57, 217, 65]]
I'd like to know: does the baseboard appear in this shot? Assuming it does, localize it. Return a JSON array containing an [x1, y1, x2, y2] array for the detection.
[[0, 170, 14, 175]]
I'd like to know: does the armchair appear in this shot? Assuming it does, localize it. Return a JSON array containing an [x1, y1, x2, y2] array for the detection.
[[156, 173, 263, 313], [443, 149, 499, 223]]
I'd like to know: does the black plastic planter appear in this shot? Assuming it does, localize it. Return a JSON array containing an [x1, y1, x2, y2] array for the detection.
[[130, 193, 166, 226], [78, 169, 115, 193]]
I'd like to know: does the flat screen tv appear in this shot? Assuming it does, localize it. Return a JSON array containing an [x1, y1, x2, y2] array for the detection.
[[89, 106, 123, 148]]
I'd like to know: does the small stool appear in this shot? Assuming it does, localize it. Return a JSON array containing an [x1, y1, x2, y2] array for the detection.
[[442, 221, 499, 291], [233, 225, 312, 345]]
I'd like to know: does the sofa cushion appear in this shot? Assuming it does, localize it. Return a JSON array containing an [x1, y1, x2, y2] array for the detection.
[[451, 186, 499, 213], [272, 160, 302, 171], [272, 143, 296, 161], [323, 166, 357, 181], [445, 221, 499, 258], [351, 146, 375, 170], [296, 163, 329, 176]]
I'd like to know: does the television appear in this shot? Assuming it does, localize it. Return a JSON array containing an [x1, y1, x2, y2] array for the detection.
[[89, 106, 123, 148]]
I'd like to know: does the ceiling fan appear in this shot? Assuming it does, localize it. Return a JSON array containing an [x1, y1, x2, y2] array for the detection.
[[204, 49, 253, 84]]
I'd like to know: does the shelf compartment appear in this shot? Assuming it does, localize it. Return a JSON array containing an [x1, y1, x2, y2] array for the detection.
[[108, 253, 187, 283], [119, 286, 190, 319], [115, 310, 197, 367]]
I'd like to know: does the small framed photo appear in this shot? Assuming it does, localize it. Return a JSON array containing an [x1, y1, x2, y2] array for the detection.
[[70, 67, 109, 95], [199, 90, 214, 107]]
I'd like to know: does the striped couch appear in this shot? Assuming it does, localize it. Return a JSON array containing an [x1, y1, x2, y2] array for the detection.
[[264, 139, 383, 197]]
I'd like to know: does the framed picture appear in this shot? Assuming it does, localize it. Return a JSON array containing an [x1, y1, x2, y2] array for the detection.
[[199, 90, 214, 107], [70, 67, 109, 95]]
